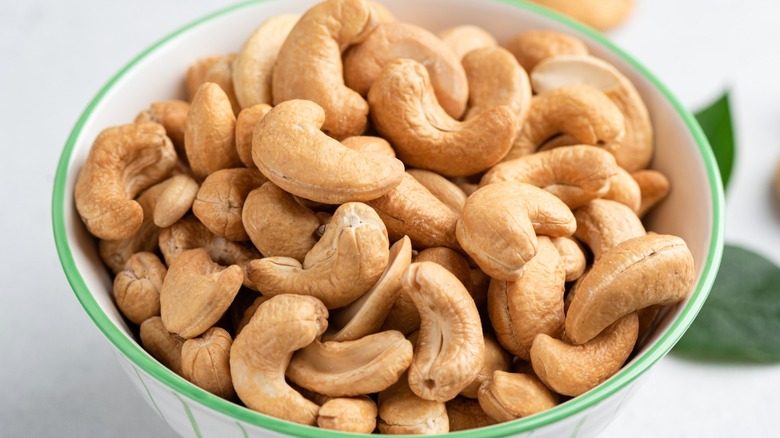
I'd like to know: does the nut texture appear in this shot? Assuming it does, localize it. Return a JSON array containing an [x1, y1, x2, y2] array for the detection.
[[503, 30, 588, 72], [407, 169, 467, 215], [459, 333, 512, 399], [318, 397, 378, 433], [477, 371, 558, 421], [438, 24, 498, 60], [181, 327, 235, 400], [184, 82, 240, 179], [113, 252, 166, 325], [192, 168, 267, 241], [140, 316, 185, 376], [446, 397, 498, 431], [632, 169, 671, 217], [573, 199, 646, 260], [235, 103, 272, 168], [378, 375, 449, 434]]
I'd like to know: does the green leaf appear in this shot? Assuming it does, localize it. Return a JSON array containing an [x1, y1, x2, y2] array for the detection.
[[694, 92, 735, 190], [674, 245, 780, 362]]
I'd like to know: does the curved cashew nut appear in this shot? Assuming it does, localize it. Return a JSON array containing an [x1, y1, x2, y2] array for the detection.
[[272, 0, 376, 139], [75, 122, 176, 240], [184, 82, 240, 179], [287, 330, 413, 397], [632, 169, 671, 217], [552, 236, 587, 282], [113, 252, 166, 325], [573, 199, 646, 260], [252, 99, 405, 204], [378, 374, 449, 434], [404, 262, 484, 402], [232, 14, 300, 109], [605, 166, 642, 212], [528, 0, 633, 31], [318, 396, 378, 433], [481, 145, 618, 209], [531, 55, 653, 171], [344, 22, 469, 119], [135, 100, 189, 159], [149, 174, 200, 228], [446, 397, 498, 431], [159, 248, 243, 338], [438, 24, 498, 60], [457, 182, 576, 281], [342, 135, 396, 158], [488, 237, 566, 360], [247, 202, 389, 309], [192, 168, 267, 241], [565, 234, 695, 344], [235, 103, 272, 168], [230, 294, 328, 425], [414, 246, 488, 308], [368, 58, 516, 177], [407, 169, 467, 215], [531, 313, 639, 396], [503, 30, 588, 72], [140, 316, 185, 376], [477, 371, 559, 421], [181, 327, 234, 400], [459, 333, 512, 399]]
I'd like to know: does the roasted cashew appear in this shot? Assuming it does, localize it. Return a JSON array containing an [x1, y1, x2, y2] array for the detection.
[[438, 24, 498, 60], [247, 202, 389, 309], [148, 174, 199, 228], [380, 285, 421, 336], [184, 82, 240, 179], [481, 145, 617, 209], [230, 294, 328, 425], [201, 53, 240, 115], [181, 327, 234, 400], [407, 169, 467, 215], [272, 0, 376, 139], [503, 30, 588, 72], [344, 22, 469, 118], [252, 99, 404, 204], [477, 371, 558, 421], [342, 135, 396, 158], [565, 234, 695, 344], [369, 1, 395, 22], [235, 296, 269, 336], [404, 262, 484, 402], [459, 333, 512, 399], [488, 237, 566, 360], [185, 55, 221, 101], [456, 182, 576, 281], [605, 166, 642, 212], [573, 199, 646, 260], [632, 169, 671, 217], [552, 236, 587, 282], [528, 0, 633, 31], [369, 58, 516, 177], [287, 330, 413, 397], [235, 103, 272, 168], [191, 168, 266, 241], [446, 397, 498, 431], [378, 375, 449, 434], [113, 252, 166, 325], [232, 14, 300, 109], [531, 313, 639, 396], [242, 182, 320, 263], [531, 55, 653, 171], [135, 100, 189, 160], [318, 396, 378, 433], [75, 122, 176, 240], [140, 316, 185, 376]]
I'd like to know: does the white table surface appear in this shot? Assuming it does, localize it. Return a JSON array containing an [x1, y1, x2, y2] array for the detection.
[[3, 0, 780, 436]]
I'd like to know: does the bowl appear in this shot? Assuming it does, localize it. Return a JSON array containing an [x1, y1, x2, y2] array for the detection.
[[52, 0, 725, 436]]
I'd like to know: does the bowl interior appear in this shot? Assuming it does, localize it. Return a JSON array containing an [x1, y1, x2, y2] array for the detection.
[[53, 0, 724, 436]]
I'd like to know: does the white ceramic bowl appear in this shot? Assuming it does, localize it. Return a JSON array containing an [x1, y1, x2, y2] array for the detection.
[[53, 0, 725, 436]]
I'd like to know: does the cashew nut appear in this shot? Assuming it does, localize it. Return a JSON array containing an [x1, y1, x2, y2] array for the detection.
[[477, 371, 558, 421], [247, 202, 389, 309], [457, 182, 576, 281], [140, 316, 185, 376], [235, 296, 269, 336], [192, 168, 267, 241], [605, 165, 642, 212], [201, 53, 240, 115], [438, 24, 498, 60], [459, 333, 512, 399], [446, 397, 498, 431], [113, 252, 166, 325], [235, 103, 272, 168], [377, 375, 449, 434], [342, 135, 397, 158], [150, 174, 200, 228], [528, 0, 634, 31], [318, 396, 378, 433], [135, 100, 189, 161], [184, 82, 240, 179], [407, 169, 467, 215], [632, 169, 671, 217], [230, 294, 328, 425], [552, 236, 587, 282], [503, 30, 588, 72], [531, 313, 639, 396], [181, 327, 235, 400], [573, 199, 646, 260], [75, 122, 176, 240], [380, 285, 421, 336], [272, 0, 376, 139], [185, 55, 221, 101], [252, 99, 405, 204], [565, 234, 695, 344], [368, 58, 516, 177]]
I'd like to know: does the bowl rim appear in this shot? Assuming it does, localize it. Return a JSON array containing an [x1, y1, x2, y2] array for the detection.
[[52, 0, 725, 436]]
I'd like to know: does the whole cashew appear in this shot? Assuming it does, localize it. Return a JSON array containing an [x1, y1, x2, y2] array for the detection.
[[456, 182, 576, 281], [477, 371, 558, 421], [407, 169, 467, 215], [191, 168, 267, 241], [446, 397, 498, 431], [573, 199, 646, 260], [531, 313, 639, 396], [404, 262, 484, 402], [75, 122, 176, 240], [318, 396, 378, 433], [181, 327, 235, 400], [459, 333, 512, 399], [438, 24, 498, 60], [272, 0, 376, 139], [481, 145, 618, 209], [252, 99, 405, 204], [377, 375, 449, 434], [246, 202, 389, 309], [565, 234, 695, 344], [140, 316, 185, 376], [342, 136, 397, 158], [135, 100, 189, 161], [528, 0, 634, 31], [368, 59, 516, 177], [232, 14, 300, 109], [184, 82, 240, 179], [235, 103, 272, 168], [503, 30, 588, 72], [605, 166, 642, 212], [230, 294, 328, 425], [632, 169, 671, 217], [113, 252, 166, 325], [552, 236, 587, 282], [344, 22, 469, 119], [531, 55, 653, 171]]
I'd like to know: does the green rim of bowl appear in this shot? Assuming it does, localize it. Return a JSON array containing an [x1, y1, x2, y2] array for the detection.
[[52, 0, 725, 436]]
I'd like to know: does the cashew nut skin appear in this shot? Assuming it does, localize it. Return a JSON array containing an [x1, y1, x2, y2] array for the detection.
[[184, 82, 240, 180], [201, 53, 240, 115], [192, 168, 267, 241], [235, 104, 272, 168], [407, 169, 467, 215], [75, 122, 176, 241], [181, 327, 235, 400], [552, 236, 587, 282], [404, 262, 485, 402], [438, 24, 498, 61], [246, 202, 389, 309], [504, 83, 625, 162], [149, 174, 199, 228], [342, 135, 396, 158], [318, 396, 378, 433], [531, 313, 639, 396], [503, 30, 588, 72], [272, 0, 376, 140], [565, 234, 695, 344], [135, 100, 189, 161], [140, 316, 185, 376], [113, 252, 166, 325], [230, 294, 328, 425], [344, 21, 469, 119], [232, 14, 300, 109], [481, 145, 618, 209], [380, 284, 421, 336], [477, 371, 558, 422], [488, 236, 566, 360], [287, 330, 413, 397], [632, 169, 671, 217], [369, 58, 516, 177], [252, 99, 405, 204], [573, 199, 646, 260], [605, 165, 642, 212], [457, 182, 576, 281], [378, 374, 449, 434], [459, 333, 512, 399], [446, 397, 498, 431], [528, 0, 634, 31], [242, 182, 320, 263]]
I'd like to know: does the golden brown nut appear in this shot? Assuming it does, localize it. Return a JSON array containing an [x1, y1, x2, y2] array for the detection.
[[552, 236, 587, 282], [406, 169, 467, 215], [202, 53, 240, 115], [632, 169, 671, 217], [185, 55, 221, 101], [135, 100, 190, 160], [503, 30, 588, 72], [192, 168, 267, 241], [184, 82, 240, 179], [318, 397, 378, 433], [181, 327, 234, 399], [378, 375, 449, 434], [140, 316, 185, 376], [341, 136, 397, 158], [477, 371, 558, 421], [234, 104, 272, 168], [438, 24, 498, 60], [459, 333, 512, 399], [605, 166, 642, 212], [573, 199, 646, 260], [113, 252, 166, 325], [446, 397, 498, 431]]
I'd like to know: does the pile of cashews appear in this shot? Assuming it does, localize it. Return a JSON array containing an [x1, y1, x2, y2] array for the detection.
[[74, 0, 696, 433]]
